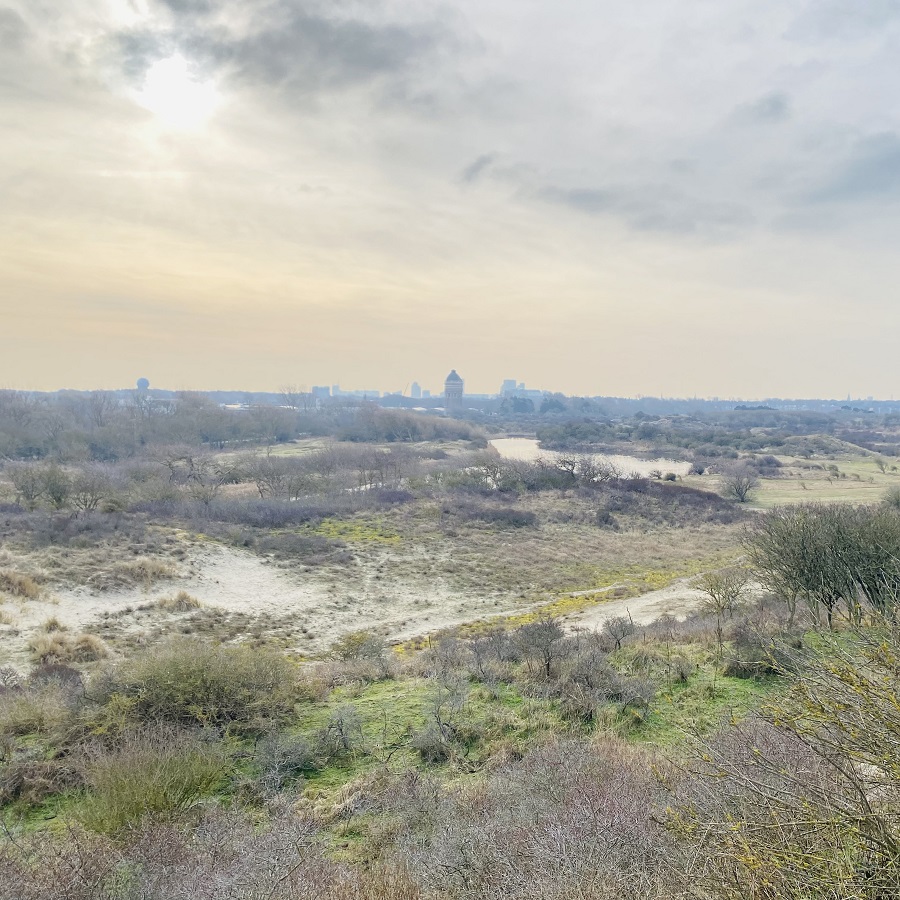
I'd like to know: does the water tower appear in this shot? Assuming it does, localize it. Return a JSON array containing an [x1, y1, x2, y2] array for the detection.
[[444, 369, 464, 412]]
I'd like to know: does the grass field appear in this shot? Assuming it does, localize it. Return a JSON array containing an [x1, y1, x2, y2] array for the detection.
[[683, 453, 899, 508]]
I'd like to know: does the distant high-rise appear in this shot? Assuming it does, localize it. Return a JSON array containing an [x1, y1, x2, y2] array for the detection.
[[410, 381, 422, 399], [444, 370, 464, 412], [500, 379, 517, 397]]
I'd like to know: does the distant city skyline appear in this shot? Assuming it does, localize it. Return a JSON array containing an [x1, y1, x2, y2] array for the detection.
[[11, 373, 895, 407]]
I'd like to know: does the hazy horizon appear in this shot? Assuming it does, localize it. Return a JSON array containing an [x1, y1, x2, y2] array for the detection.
[[3, 1, 899, 398], [6, 377, 896, 405]]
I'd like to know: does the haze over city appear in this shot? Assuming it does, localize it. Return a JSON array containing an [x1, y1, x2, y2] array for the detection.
[[3, 0, 900, 397]]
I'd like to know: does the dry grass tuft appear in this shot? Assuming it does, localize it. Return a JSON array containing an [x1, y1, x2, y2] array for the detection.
[[106, 558, 177, 590], [39, 616, 67, 633], [0, 570, 40, 599], [154, 590, 202, 612], [29, 632, 109, 665]]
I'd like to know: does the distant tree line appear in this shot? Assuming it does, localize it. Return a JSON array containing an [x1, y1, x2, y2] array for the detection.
[[0, 391, 482, 463]]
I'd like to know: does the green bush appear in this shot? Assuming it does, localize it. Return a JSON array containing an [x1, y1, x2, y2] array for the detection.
[[0, 682, 76, 738], [77, 728, 227, 833], [92, 640, 297, 731]]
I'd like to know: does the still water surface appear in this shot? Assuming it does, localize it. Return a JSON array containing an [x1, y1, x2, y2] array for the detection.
[[489, 437, 691, 478]]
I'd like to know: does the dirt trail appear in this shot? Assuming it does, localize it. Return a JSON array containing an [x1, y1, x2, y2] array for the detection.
[[568, 578, 707, 631]]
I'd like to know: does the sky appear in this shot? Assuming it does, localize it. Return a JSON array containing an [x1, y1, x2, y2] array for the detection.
[[2, 0, 900, 398]]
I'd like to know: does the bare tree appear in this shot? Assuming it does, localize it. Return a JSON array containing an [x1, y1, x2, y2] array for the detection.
[[603, 614, 636, 650], [41, 464, 71, 510], [279, 384, 310, 412], [6, 462, 46, 510], [87, 391, 117, 429], [517, 614, 566, 678], [695, 567, 750, 659], [71, 466, 112, 513], [721, 465, 759, 503]]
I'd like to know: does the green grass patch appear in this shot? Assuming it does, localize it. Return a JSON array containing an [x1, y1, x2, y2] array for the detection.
[[633, 668, 777, 747], [308, 518, 400, 544]]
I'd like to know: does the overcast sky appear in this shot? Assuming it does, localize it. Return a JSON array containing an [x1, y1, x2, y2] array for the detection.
[[2, 0, 899, 398]]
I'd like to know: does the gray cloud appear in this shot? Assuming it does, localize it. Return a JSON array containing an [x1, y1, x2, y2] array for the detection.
[[220, 14, 442, 92], [460, 153, 495, 183], [536, 183, 754, 237], [740, 92, 791, 124], [110, 0, 462, 107], [812, 133, 900, 202], [789, 0, 900, 41], [113, 31, 172, 82], [155, 0, 213, 15], [0, 7, 28, 50]]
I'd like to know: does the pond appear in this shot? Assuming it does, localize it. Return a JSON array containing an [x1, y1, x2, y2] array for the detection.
[[489, 437, 691, 478]]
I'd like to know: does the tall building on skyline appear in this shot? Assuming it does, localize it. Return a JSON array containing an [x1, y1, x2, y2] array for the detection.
[[444, 369, 464, 412]]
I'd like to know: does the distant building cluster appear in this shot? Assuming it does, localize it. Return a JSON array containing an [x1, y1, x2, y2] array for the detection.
[[261, 370, 551, 413], [499, 378, 544, 401], [311, 385, 383, 400]]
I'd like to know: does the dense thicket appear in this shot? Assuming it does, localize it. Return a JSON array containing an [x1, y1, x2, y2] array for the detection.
[[746, 502, 900, 626]]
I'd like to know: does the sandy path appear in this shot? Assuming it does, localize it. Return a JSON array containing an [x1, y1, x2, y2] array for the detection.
[[568, 578, 707, 631]]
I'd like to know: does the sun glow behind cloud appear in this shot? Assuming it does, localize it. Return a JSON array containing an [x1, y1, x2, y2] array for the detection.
[[135, 55, 218, 130]]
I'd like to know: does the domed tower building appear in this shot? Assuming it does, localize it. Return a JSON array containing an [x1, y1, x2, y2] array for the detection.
[[443, 369, 464, 413]]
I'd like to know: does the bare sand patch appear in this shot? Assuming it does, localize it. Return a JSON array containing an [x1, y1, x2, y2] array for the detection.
[[0, 540, 521, 666]]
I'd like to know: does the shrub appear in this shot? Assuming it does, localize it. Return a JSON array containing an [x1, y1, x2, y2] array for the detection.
[[92, 640, 297, 731], [253, 731, 316, 795], [27, 663, 84, 689], [722, 620, 794, 679], [411, 721, 453, 764], [76, 728, 228, 833], [330, 630, 386, 661], [595, 508, 619, 529], [721, 466, 760, 503], [445, 500, 538, 529], [316, 705, 365, 760], [0, 681, 77, 737], [0, 757, 82, 806], [0, 806, 419, 899]]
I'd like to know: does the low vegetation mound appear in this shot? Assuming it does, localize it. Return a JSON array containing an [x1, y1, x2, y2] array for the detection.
[[76, 728, 228, 834], [91, 640, 297, 732]]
